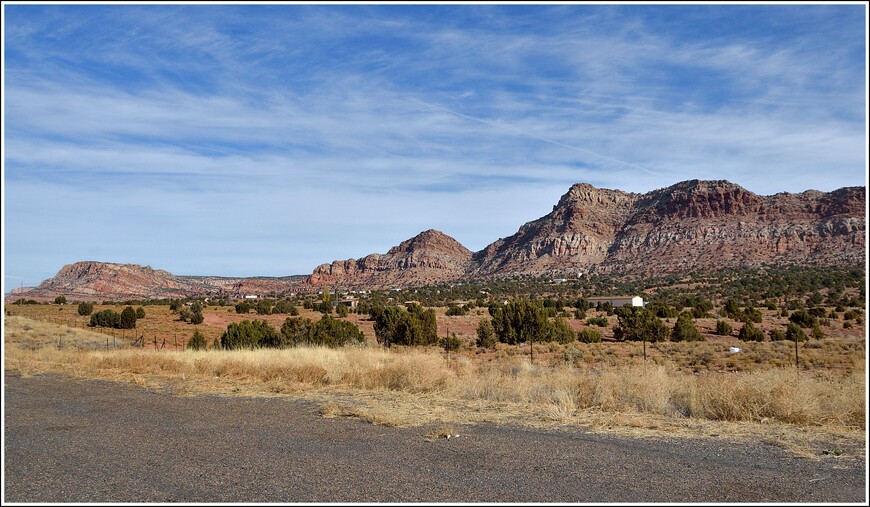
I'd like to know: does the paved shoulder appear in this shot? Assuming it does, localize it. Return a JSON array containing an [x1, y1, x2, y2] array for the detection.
[[4, 374, 866, 503]]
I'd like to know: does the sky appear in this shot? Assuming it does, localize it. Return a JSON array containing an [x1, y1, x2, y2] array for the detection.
[[3, 2, 868, 288]]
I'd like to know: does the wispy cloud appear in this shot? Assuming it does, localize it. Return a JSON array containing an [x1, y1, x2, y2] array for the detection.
[[4, 4, 866, 286]]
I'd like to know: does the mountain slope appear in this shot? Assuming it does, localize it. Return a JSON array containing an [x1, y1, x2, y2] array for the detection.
[[472, 180, 865, 277], [307, 229, 472, 288]]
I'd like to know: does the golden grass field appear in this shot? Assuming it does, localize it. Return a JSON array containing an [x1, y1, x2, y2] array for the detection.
[[4, 308, 866, 459]]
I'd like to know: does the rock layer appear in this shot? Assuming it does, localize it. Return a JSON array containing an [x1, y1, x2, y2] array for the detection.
[[10, 180, 866, 299]]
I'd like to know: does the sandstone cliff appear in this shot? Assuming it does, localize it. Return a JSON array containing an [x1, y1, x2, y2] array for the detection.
[[307, 229, 472, 288], [12, 180, 866, 299]]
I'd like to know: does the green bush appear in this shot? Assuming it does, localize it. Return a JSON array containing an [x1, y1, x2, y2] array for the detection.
[[489, 300, 552, 345], [586, 315, 609, 327], [476, 319, 497, 348], [280, 317, 315, 347], [336, 304, 349, 318], [235, 301, 253, 314], [135, 307, 146, 319], [272, 299, 296, 314], [445, 305, 467, 316], [119, 306, 137, 329], [54, 296, 67, 304], [738, 321, 764, 342], [789, 309, 817, 328], [670, 313, 704, 342], [440, 333, 462, 352], [90, 309, 120, 328], [187, 330, 208, 350], [548, 316, 576, 344], [190, 311, 204, 325], [256, 300, 273, 315], [715, 320, 732, 336], [769, 329, 787, 341], [371, 305, 438, 347], [77, 302, 94, 316], [577, 327, 602, 343], [786, 322, 808, 342], [309, 315, 365, 347], [219, 320, 279, 349], [613, 306, 669, 343]]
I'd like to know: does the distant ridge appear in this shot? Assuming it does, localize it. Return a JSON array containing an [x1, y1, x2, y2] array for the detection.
[[10, 180, 865, 301]]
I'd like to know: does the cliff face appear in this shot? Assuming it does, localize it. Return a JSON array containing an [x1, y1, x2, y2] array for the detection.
[[13, 180, 866, 300], [469, 183, 638, 276], [307, 229, 473, 288], [471, 180, 865, 277]]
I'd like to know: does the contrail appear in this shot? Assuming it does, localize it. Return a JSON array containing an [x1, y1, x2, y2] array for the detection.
[[409, 98, 661, 176]]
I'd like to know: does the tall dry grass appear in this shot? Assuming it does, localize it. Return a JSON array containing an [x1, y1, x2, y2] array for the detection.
[[4, 316, 865, 433]]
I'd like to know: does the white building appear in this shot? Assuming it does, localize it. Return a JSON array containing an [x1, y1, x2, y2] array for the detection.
[[587, 295, 644, 308]]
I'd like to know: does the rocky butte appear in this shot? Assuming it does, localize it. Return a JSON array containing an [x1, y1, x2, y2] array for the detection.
[[9, 180, 866, 301]]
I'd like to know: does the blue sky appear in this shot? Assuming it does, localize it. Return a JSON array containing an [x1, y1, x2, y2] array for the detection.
[[3, 3, 867, 288]]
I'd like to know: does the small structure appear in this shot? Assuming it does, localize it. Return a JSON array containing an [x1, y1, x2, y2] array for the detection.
[[337, 297, 359, 309], [587, 295, 644, 308], [243, 294, 258, 300]]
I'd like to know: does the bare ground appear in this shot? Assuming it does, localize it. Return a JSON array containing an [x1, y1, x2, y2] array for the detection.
[[3, 373, 866, 503]]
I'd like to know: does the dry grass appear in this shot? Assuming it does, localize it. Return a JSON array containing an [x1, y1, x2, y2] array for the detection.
[[4, 316, 865, 457]]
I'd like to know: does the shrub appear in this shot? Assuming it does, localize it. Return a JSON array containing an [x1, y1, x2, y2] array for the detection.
[[440, 333, 462, 352], [135, 307, 146, 319], [789, 309, 817, 328], [77, 302, 94, 316], [786, 322, 808, 342], [90, 309, 120, 328], [671, 313, 704, 342], [715, 320, 732, 336], [371, 306, 438, 347], [309, 315, 365, 347], [807, 307, 827, 318], [548, 316, 576, 344], [445, 305, 467, 316], [769, 329, 787, 341], [187, 330, 208, 351], [810, 323, 825, 340], [489, 300, 552, 345], [190, 310, 204, 325], [586, 315, 609, 327], [219, 320, 278, 350], [54, 296, 67, 304], [476, 319, 497, 348], [613, 306, 669, 343], [843, 309, 861, 320], [742, 306, 763, 324], [272, 299, 295, 314], [280, 317, 315, 347], [738, 322, 764, 342], [119, 306, 137, 329], [256, 300, 273, 315], [336, 304, 349, 318], [577, 327, 602, 343], [235, 302, 253, 314], [178, 307, 193, 322]]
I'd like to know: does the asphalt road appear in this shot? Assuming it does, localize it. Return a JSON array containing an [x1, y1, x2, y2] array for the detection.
[[3, 373, 866, 503]]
